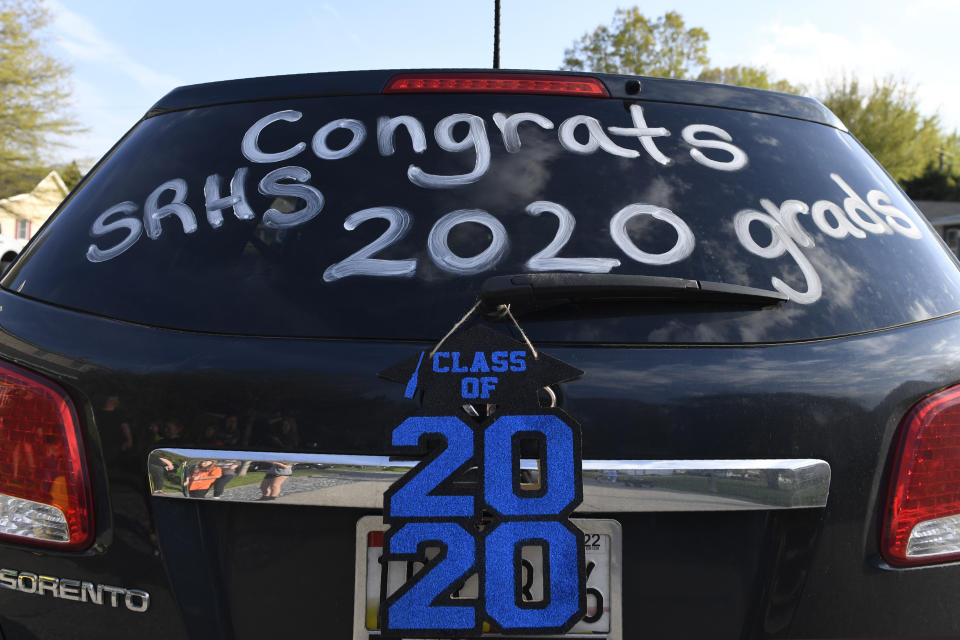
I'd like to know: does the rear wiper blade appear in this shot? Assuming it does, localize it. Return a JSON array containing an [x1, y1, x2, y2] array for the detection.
[[481, 273, 788, 310]]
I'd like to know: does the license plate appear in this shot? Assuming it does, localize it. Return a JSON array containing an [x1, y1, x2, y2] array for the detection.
[[353, 516, 622, 639]]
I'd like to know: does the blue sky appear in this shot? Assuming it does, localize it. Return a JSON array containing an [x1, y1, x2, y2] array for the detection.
[[46, 0, 960, 165]]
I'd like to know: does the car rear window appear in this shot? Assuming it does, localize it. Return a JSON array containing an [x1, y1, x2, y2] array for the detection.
[[8, 93, 960, 343]]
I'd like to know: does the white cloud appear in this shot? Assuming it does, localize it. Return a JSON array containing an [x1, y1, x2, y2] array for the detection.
[[322, 3, 342, 19], [911, 0, 960, 13], [44, 1, 185, 160], [48, 0, 182, 95], [750, 21, 906, 88], [743, 19, 960, 131], [916, 82, 960, 133], [51, 78, 140, 162], [314, 2, 362, 45]]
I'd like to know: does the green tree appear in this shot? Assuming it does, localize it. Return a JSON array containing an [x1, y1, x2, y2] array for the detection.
[[56, 160, 83, 191], [560, 7, 801, 95], [901, 132, 960, 200], [561, 9, 709, 79], [696, 65, 804, 95], [936, 130, 960, 174], [0, 0, 81, 198], [820, 75, 942, 184], [902, 163, 960, 201]]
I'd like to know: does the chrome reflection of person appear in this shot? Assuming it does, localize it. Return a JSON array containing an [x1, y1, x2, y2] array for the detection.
[[183, 460, 222, 498], [148, 455, 175, 493], [211, 461, 239, 498], [259, 462, 292, 500]]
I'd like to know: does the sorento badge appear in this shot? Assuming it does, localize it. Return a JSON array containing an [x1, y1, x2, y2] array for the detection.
[[378, 312, 585, 636], [0, 569, 150, 613]]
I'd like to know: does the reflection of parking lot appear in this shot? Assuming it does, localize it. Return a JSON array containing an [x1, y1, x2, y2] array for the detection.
[[580, 479, 765, 512], [201, 469, 779, 509], [589, 472, 653, 488], [208, 468, 407, 505], [218, 474, 350, 501]]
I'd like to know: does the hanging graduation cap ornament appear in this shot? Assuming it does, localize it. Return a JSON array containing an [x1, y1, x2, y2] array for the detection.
[[377, 302, 587, 637], [380, 324, 583, 411]]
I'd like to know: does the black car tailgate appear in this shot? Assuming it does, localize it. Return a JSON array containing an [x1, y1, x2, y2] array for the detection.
[[0, 291, 958, 638]]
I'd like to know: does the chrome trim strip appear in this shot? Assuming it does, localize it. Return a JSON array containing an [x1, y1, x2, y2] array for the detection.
[[149, 448, 830, 512]]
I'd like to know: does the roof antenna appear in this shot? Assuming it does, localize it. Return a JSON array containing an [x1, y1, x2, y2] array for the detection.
[[493, 0, 501, 69]]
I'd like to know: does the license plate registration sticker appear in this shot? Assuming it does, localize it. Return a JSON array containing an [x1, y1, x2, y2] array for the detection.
[[353, 516, 622, 639]]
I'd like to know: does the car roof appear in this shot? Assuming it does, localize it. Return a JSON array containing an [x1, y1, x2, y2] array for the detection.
[[146, 68, 845, 130]]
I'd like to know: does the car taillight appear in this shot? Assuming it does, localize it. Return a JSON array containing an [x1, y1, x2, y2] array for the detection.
[[0, 361, 93, 551], [883, 384, 960, 566], [383, 73, 610, 97]]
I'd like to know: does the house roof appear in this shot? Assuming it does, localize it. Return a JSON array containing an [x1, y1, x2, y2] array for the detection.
[[0, 171, 69, 220], [913, 200, 960, 223]]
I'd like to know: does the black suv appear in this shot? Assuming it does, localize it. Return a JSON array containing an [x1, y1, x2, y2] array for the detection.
[[1, 70, 960, 639]]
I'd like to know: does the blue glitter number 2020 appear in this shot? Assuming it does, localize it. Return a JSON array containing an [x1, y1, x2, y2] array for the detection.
[[483, 414, 578, 516], [387, 416, 475, 519], [382, 522, 479, 633], [383, 413, 584, 636], [484, 520, 582, 630], [482, 414, 583, 632]]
